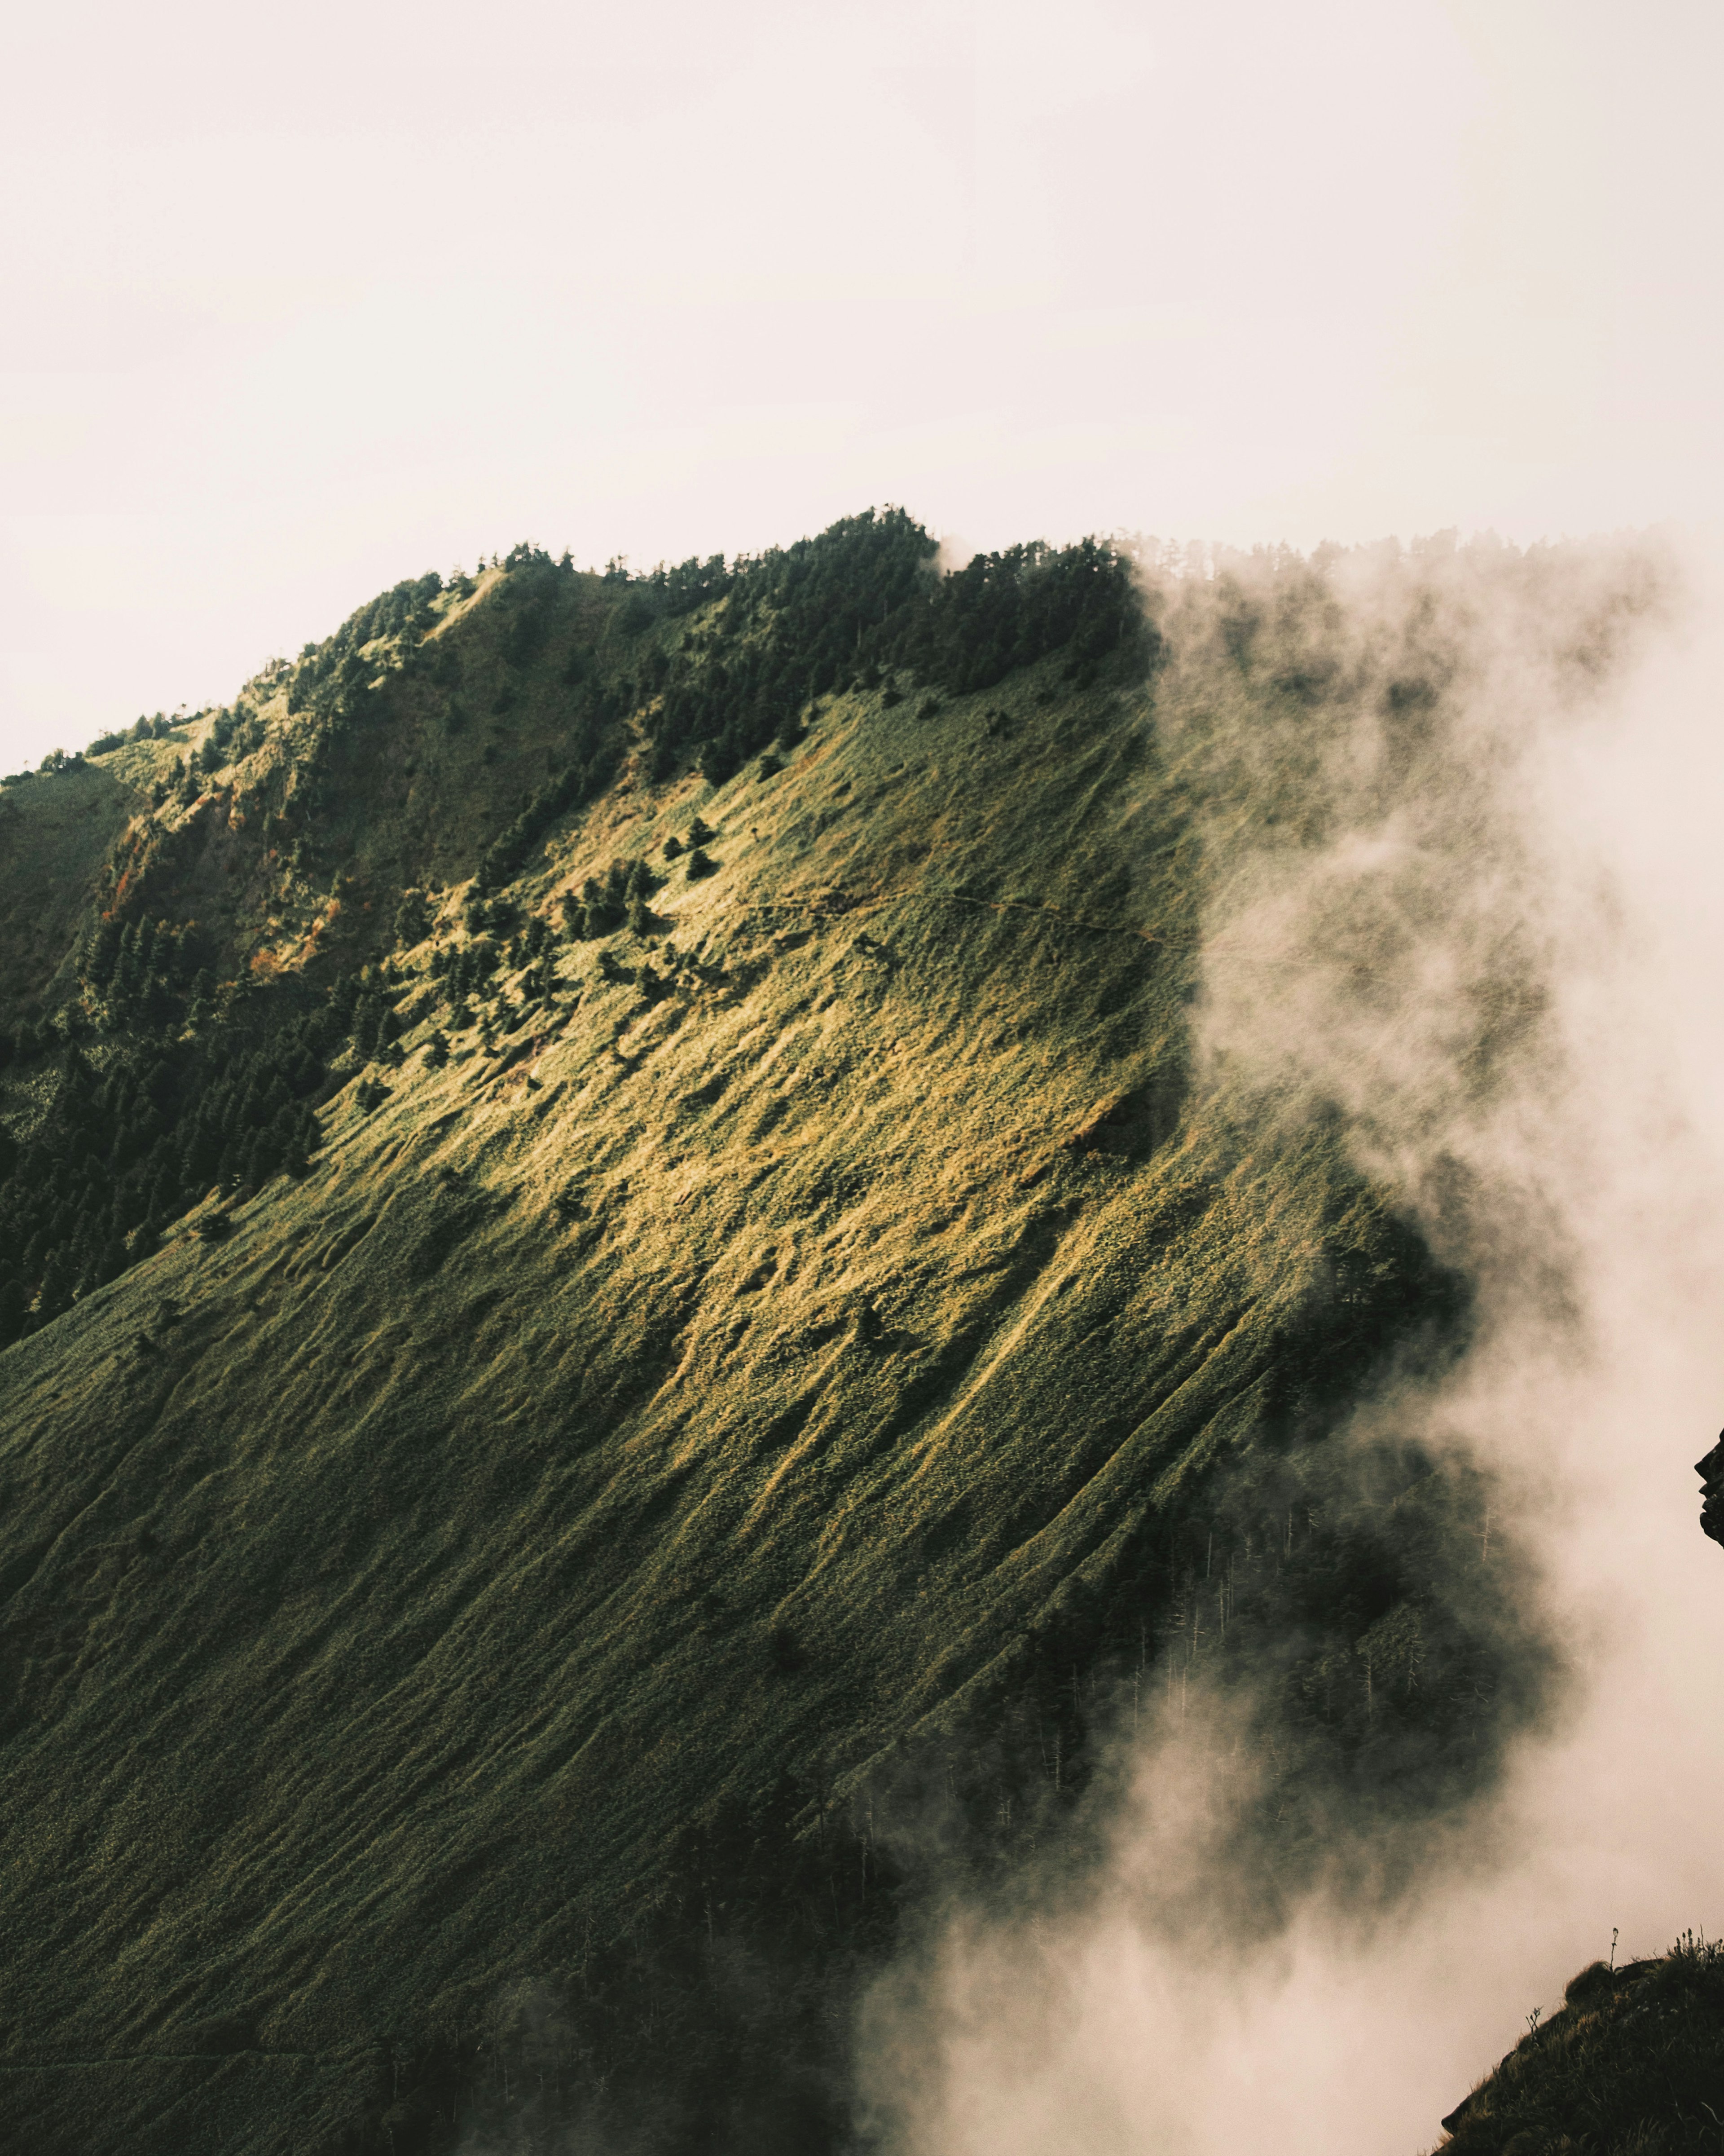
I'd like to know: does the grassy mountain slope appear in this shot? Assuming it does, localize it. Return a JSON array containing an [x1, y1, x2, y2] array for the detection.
[[0, 523, 1575, 2153]]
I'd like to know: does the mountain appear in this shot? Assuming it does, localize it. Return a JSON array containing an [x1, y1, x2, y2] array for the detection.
[[0, 516, 1591, 2153]]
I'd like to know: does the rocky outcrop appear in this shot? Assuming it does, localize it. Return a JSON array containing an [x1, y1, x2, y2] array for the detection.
[[1697, 1432, 1724, 1550], [1436, 1941, 1724, 2151]]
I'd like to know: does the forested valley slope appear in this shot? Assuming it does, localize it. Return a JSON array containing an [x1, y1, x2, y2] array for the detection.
[[0, 514, 1624, 2153]]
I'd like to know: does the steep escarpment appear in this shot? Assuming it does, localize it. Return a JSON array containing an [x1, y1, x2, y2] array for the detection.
[[0, 520, 1606, 2154]]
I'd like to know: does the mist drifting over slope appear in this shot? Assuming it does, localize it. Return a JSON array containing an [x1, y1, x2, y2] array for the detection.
[[860, 531, 1724, 2154]]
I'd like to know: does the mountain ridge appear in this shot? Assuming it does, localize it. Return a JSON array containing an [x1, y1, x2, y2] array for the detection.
[[0, 515, 1607, 2152]]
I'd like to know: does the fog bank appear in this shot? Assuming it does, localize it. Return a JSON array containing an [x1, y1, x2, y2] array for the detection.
[[862, 532, 1724, 2154]]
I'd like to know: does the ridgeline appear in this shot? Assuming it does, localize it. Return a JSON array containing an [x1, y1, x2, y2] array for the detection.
[[0, 515, 1577, 2153]]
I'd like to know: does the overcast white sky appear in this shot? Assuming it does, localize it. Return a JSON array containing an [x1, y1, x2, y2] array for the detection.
[[2, 0, 1719, 764]]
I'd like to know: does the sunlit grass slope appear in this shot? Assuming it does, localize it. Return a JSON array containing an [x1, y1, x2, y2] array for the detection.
[[0, 526, 1583, 2153]]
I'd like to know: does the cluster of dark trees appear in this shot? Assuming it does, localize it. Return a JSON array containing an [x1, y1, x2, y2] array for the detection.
[[77, 702, 268, 783], [350, 981, 407, 1065], [237, 512, 1148, 924], [85, 712, 183, 758], [639, 508, 936, 785], [430, 935, 501, 1011], [424, 868, 660, 1027], [868, 536, 1156, 696], [626, 510, 1152, 787], [79, 915, 213, 1025], [112, 704, 273, 807], [286, 571, 446, 721], [489, 547, 577, 671], [0, 967, 397, 1343], [565, 857, 657, 939], [598, 553, 735, 639], [472, 746, 619, 894], [510, 913, 555, 968], [1, 749, 87, 787], [198, 705, 266, 771]]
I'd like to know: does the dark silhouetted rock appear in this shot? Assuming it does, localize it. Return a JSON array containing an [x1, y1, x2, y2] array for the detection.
[[1697, 1431, 1724, 1550]]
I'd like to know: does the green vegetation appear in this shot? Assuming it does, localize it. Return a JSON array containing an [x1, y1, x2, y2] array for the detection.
[[1438, 1938, 1724, 2153], [0, 516, 1655, 2153], [84, 714, 183, 761]]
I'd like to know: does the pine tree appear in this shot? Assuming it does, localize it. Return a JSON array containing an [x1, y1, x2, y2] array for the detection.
[[37, 1248, 72, 1320]]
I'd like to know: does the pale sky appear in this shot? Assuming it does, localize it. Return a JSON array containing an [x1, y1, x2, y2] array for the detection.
[[2, 0, 1719, 765]]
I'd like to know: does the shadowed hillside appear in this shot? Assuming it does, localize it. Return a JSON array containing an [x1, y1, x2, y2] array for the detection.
[[0, 517, 1616, 2153]]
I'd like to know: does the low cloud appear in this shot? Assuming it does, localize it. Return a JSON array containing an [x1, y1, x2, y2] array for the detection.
[[860, 529, 1724, 2154]]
